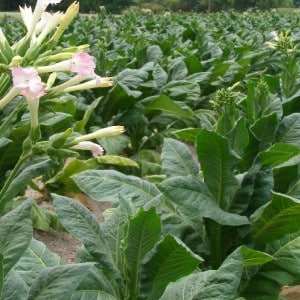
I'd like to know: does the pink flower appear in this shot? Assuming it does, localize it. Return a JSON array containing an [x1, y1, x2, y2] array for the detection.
[[11, 67, 45, 100], [68, 51, 96, 78], [72, 141, 104, 157]]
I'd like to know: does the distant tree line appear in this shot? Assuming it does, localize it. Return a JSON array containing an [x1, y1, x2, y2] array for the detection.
[[0, 0, 297, 13]]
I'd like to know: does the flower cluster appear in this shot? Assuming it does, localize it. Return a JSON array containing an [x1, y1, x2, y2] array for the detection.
[[0, 0, 121, 157]]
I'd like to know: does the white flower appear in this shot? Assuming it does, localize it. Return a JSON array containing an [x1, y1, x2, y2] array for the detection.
[[72, 141, 104, 157]]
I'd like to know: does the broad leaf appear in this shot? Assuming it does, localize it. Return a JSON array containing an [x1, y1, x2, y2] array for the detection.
[[160, 176, 249, 229], [241, 233, 300, 299], [197, 130, 240, 210], [252, 191, 300, 243], [277, 113, 300, 147], [4, 156, 53, 204], [2, 270, 28, 300], [142, 235, 202, 300], [0, 200, 32, 275], [124, 208, 161, 299], [259, 143, 300, 169], [96, 155, 139, 168], [161, 138, 199, 177], [153, 63, 168, 89], [145, 95, 192, 118], [14, 239, 61, 286], [240, 246, 274, 267], [72, 170, 162, 206], [28, 263, 93, 300], [52, 194, 117, 275], [71, 290, 118, 300], [160, 247, 243, 300]]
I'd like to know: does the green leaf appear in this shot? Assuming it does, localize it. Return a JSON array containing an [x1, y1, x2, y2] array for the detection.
[[147, 45, 163, 63], [39, 112, 73, 136], [14, 239, 61, 286], [4, 156, 53, 204], [160, 247, 243, 300], [2, 270, 29, 300], [52, 194, 116, 274], [252, 191, 300, 243], [161, 138, 199, 177], [0, 253, 3, 298], [71, 290, 118, 300], [0, 137, 11, 149], [31, 203, 51, 231], [102, 198, 132, 268], [0, 200, 32, 275], [124, 208, 161, 300], [277, 113, 300, 147], [96, 134, 130, 155], [145, 95, 192, 118], [153, 63, 168, 90], [196, 130, 240, 210], [160, 176, 249, 228], [96, 155, 139, 168], [175, 128, 202, 144], [259, 143, 300, 169], [241, 233, 300, 300], [142, 235, 202, 300], [28, 263, 93, 300], [250, 112, 278, 151], [72, 170, 162, 206], [240, 246, 274, 267]]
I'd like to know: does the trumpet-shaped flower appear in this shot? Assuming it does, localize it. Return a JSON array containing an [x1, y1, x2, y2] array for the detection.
[[12, 67, 45, 101], [72, 141, 104, 157], [37, 51, 96, 78]]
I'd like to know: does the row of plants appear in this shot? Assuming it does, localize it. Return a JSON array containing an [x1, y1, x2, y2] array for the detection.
[[1, 2, 300, 299]]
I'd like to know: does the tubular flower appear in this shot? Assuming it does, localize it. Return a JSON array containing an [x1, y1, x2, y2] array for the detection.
[[37, 51, 97, 78], [71, 141, 104, 157], [72, 126, 125, 144], [12, 67, 45, 101]]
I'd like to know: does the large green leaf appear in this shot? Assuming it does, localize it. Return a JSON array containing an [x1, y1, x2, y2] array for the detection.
[[27, 263, 93, 300], [241, 233, 300, 299], [250, 112, 278, 151], [197, 129, 240, 210], [277, 113, 300, 147], [1, 270, 28, 300], [161, 138, 199, 178], [52, 194, 117, 274], [72, 170, 162, 206], [160, 247, 243, 300], [14, 239, 61, 286], [102, 198, 132, 268], [240, 246, 274, 267], [142, 235, 202, 300], [0, 253, 3, 298], [3, 156, 53, 205], [153, 63, 168, 90], [252, 191, 300, 243], [160, 176, 249, 229], [0, 200, 32, 275], [124, 208, 161, 300], [145, 95, 192, 118], [259, 143, 300, 169], [71, 290, 118, 300]]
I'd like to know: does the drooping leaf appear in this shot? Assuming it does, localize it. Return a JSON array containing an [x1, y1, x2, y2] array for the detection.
[[241, 233, 300, 300], [145, 95, 192, 118], [52, 194, 117, 274], [72, 170, 162, 206], [124, 208, 161, 300], [259, 143, 300, 169], [252, 191, 300, 243], [27, 263, 93, 300], [0, 200, 32, 275], [197, 129, 240, 210], [240, 246, 274, 267], [160, 247, 243, 300], [2, 270, 29, 300], [96, 155, 139, 168], [277, 113, 300, 147], [71, 290, 118, 300], [142, 235, 202, 300], [4, 156, 53, 204], [160, 176, 249, 229], [14, 239, 61, 286], [161, 138, 199, 177]]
